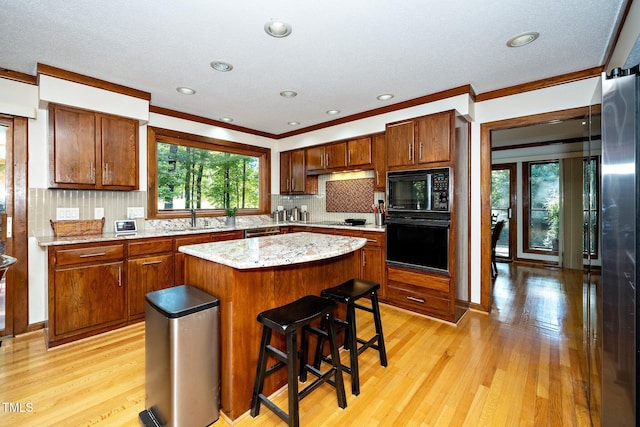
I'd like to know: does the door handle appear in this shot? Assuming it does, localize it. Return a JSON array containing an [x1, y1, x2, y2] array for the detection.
[[508, 208, 512, 219]]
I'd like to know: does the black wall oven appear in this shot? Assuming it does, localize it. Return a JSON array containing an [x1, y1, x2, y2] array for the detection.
[[386, 213, 450, 273]]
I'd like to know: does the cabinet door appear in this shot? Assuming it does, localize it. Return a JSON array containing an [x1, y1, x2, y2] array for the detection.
[[386, 121, 414, 167], [290, 149, 306, 193], [416, 112, 451, 164], [306, 146, 325, 171], [128, 254, 174, 319], [99, 114, 138, 189], [325, 142, 347, 169], [49, 104, 96, 187], [347, 137, 372, 167], [361, 245, 383, 285], [53, 262, 125, 337], [373, 133, 386, 191], [279, 151, 292, 193]]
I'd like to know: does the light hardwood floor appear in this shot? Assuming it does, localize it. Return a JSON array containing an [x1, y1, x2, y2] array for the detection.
[[0, 263, 599, 426]]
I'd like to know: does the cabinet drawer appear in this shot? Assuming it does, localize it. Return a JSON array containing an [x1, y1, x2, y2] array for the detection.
[[212, 230, 243, 241], [387, 267, 449, 293], [361, 232, 383, 247], [55, 244, 125, 267], [174, 234, 213, 251], [128, 238, 173, 257], [387, 281, 452, 315]]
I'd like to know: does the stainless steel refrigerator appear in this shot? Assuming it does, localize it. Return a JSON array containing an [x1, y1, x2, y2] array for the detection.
[[601, 64, 640, 426]]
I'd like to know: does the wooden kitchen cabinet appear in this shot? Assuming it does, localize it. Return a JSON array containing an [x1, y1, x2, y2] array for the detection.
[[347, 137, 372, 167], [48, 103, 139, 190], [372, 132, 386, 191], [127, 238, 174, 320], [306, 142, 347, 173], [386, 266, 453, 321], [386, 110, 453, 169], [331, 228, 386, 293], [48, 242, 126, 347], [280, 149, 315, 194]]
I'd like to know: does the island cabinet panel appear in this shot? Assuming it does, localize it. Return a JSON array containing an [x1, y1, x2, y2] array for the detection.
[[183, 251, 359, 420], [174, 231, 243, 285], [48, 242, 126, 347], [48, 103, 139, 190], [127, 238, 174, 320]]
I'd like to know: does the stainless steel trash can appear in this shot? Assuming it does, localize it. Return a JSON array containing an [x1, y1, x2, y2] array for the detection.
[[139, 285, 220, 427]]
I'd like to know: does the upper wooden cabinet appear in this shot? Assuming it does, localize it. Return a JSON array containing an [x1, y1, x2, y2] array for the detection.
[[306, 142, 347, 172], [306, 137, 375, 175], [280, 149, 306, 194], [372, 133, 386, 191], [347, 137, 372, 167], [49, 103, 139, 190], [386, 110, 453, 169]]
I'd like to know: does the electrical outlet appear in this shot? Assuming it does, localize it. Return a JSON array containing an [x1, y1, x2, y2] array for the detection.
[[127, 207, 145, 219], [94, 207, 104, 219], [56, 208, 79, 220]]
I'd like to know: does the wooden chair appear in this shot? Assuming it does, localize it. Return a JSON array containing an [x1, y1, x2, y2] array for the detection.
[[491, 220, 505, 278]]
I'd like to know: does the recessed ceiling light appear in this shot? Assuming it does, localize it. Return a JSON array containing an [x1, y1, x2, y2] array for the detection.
[[506, 32, 539, 48], [377, 93, 394, 101], [288, 121, 300, 126], [220, 117, 234, 123], [280, 90, 298, 98], [210, 61, 234, 72], [264, 20, 292, 38], [326, 110, 341, 115], [176, 87, 196, 95]]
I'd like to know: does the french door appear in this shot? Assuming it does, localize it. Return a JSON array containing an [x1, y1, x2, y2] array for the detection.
[[0, 118, 14, 340], [491, 164, 516, 260]]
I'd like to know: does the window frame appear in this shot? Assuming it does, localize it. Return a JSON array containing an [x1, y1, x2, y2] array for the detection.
[[522, 159, 560, 255], [147, 127, 271, 220]]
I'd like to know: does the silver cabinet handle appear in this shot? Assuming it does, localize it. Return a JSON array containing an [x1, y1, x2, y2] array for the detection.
[[118, 266, 122, 287], [142, 260, 163, 266], [408, 143, 412, 161], [366, 239, 377, 243], [376, 170, 379, 184], [89, 162, 95, 181], [419, 142, 423, 160], [79, 252, 106, 258], [362, 251, 366, 266], [406, 296, 425, 304], [325, 153, 329, 167], [291, 178, 295, 190], [105, 163, 110, 183]]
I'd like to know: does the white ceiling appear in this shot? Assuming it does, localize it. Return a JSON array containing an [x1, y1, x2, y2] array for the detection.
[[0, 0, 628, 136]]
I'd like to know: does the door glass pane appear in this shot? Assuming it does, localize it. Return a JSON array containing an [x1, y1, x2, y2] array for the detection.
[[528, 161, 560, 251], [0, 126, 6, 332], [491, 168, 510, 257]]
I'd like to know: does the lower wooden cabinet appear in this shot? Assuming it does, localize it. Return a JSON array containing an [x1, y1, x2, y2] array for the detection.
[[48, 242, 126, 347], [386, 266, 454, 321], [127, 238, 174, 320]]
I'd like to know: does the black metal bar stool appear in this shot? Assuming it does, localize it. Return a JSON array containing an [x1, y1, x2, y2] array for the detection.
[[250, 295, 347, 427], [314, 278, 388, 395]]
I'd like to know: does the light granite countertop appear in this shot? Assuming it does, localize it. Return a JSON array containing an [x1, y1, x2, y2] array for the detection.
[[35, 218, 384, 247], [178, 231, 367, 269]]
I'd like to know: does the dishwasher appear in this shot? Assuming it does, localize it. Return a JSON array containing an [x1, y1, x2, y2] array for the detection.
[[244, 227, 281, 238]]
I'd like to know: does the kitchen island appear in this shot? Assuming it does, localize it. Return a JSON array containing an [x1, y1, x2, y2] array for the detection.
[[179, 232, 367, 420]]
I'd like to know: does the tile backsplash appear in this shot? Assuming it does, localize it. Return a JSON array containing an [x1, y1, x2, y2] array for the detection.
[[29, 188, 147, 237], [29, 170, 386, 237], [272, 170, 385, 224]]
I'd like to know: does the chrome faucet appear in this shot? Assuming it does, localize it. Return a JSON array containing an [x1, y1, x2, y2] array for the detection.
[[191, 208, 196, 227]]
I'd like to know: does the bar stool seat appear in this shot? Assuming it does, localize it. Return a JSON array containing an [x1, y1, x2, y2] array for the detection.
[[316, 278, 388, 395], [250, 295, 347, 427]]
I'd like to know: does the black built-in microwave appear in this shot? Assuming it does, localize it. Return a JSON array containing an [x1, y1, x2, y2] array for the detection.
[[387, 167, 451, 213]]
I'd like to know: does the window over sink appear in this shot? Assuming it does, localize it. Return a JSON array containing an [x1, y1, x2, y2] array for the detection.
[[147, 127, 270, 219]]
